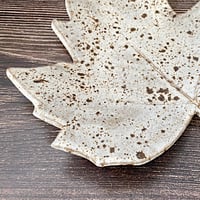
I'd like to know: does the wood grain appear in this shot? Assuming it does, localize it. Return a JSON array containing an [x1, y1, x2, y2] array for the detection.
[[0, 1, 199, 199]]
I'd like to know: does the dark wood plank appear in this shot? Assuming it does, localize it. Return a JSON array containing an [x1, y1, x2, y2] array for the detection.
[[0, 1, 199, 199]]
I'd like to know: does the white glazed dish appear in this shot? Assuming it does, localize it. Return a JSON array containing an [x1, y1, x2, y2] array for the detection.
[[7, 0, 200, 167]]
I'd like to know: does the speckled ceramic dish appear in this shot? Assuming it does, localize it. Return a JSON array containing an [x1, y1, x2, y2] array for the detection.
[[7, 0, 200, 167]]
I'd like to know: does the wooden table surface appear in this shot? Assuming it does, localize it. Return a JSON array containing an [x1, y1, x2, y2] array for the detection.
[[0, 0, 199, 199]]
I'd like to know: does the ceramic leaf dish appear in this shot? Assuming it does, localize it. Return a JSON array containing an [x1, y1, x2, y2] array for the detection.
[[7, 0, 200, 167]]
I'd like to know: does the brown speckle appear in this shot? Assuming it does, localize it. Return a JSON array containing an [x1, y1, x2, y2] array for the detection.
[[136, 151, 146, 159], [141, 13, 147, 18], [174, 66, 179, 72], [86, 98, 93, 103], [174, 96, 180, 101], [94, 18, 99, 23], [86, 44, 91, 50], [142, 127, 147, 132], [187, 30, 193, 35], [193, 56, 199, 62], [158, 94, 165, 102], [110, 147, 115, 153], [121, 85, 126, 89], [124, 45, 129, 49], [33, 79, 48, 83], [130, 133, 135, 138], [96, 111, 101, 115], [159, 49, 166, 53], [146, 87, 153, 94], [130, 27, 136, 32], [157, 88, 169, 94], [77, 72, 85, 77]]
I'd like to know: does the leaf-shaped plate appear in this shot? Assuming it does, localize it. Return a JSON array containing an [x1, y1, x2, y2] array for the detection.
[[7, 0, 200, 166]]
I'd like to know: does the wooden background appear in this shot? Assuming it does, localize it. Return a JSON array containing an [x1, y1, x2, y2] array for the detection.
[[0, 0, 199, 199]]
